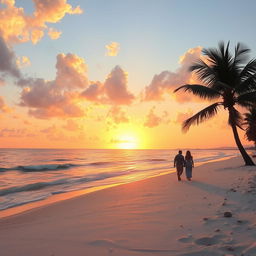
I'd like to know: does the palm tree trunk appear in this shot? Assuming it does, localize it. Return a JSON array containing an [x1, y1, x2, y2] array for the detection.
[[229, 110, 255, 165]]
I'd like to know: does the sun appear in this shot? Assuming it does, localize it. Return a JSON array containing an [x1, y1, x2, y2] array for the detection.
[[111, 131, 139, 149], [109, 125, 147, 149], [116, 134, 138, 149]]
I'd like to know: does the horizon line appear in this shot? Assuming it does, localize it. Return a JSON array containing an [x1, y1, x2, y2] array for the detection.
[[0, 147, 248, 150]]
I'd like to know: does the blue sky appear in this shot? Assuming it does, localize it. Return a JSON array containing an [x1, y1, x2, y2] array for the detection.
[[14, 0, 256, 92], [1, 0, 256, 148]]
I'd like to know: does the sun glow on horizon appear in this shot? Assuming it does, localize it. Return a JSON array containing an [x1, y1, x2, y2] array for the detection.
[[114, 135, 138, 149], [111, 128, 141, 149]]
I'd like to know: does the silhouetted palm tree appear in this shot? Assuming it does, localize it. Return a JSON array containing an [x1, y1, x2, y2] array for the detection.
[[244, 107, 256, 149], [174, 42, 256, 166]]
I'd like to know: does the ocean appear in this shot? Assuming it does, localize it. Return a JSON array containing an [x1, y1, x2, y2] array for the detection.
[[0, 148, 240, 214]]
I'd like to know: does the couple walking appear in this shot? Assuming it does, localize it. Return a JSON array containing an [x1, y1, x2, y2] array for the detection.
[[174, 150, 194, 181]]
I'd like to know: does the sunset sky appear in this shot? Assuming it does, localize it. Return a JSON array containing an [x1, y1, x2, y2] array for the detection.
[[1, 0, 256, 149]]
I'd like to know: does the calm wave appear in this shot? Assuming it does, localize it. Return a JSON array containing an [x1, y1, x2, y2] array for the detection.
[[0, 148, 239, 211]]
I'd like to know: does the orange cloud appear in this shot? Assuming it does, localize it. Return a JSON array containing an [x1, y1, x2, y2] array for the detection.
[[23, 119, 31, 125], [81, 81, 104, 102], [144, 106, 170, 128], [19, 53, 89, 119], [40, 125, 57, 134], [16, 56, 31, 68], [105, 42, 120, 56], [0, 0, 82, 45], [81, 66, 135, 105], [104, 66, 134, 105], [48, 28, 62, 40], [107, 106, 129, 124], [0, 0, 82, 85], [55, 53, 88, 89], [0, 36, 21, 77], [20, 78, 85, 119], [63, 119, 82, 131], [0, 0, 28, 44], [33, 0, 82, 23], [40, 124, 64, 140], [0, 128, 29, 137], [143, 47, 203, 102], [28, 103, 84, 119], [19, 54, 135, 119], [0, 96, 11, 113]]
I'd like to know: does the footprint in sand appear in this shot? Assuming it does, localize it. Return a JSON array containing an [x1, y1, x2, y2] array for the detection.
[[194, 235, 222, 246], [232, 219, 250, 232], [88, 239, 177, 253], [178, 250, 223, 256], [202, 216, 222, 227], [178, 234, 193, 243]]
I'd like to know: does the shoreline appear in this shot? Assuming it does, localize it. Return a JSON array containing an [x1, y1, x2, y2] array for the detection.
[[1, 156, 256, 256], [0, 155, 235, 219]]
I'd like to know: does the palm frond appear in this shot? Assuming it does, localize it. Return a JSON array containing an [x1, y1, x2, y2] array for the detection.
[[237, 101, 255, 108], [202, 47, 223, 66], [182, 102, 222, 132], [174, 84, 221, 100], [202, 42, 239, 89], [214, 81, 233, 91], [243, 107, 256, 124], [224, 41, 230, 58], [239, 59, 256, 80], [228, 107, 244, 130], [243, 107, 256, 141], [204, 42, 232, 66], [222, 41, 232, 62], [236, 59, 256, 93], [236, 91, 256, 106], [238, 72, 256, 93], [233, 42, 250, 66], [190, 60, 217, 86]]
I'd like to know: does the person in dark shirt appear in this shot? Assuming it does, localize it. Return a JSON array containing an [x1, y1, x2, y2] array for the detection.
[[174, 150, 185, 181]]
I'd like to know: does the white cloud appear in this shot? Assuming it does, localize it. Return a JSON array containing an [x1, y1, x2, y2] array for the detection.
[[143, 47, 203, 102]]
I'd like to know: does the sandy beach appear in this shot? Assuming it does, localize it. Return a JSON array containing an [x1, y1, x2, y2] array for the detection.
[[2, 2, 256, 256], [1, 156, 256, 256]]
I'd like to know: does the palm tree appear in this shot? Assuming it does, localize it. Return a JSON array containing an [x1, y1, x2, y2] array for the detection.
[[244, 107, 256, 149], [174, 42, 256, 166]]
